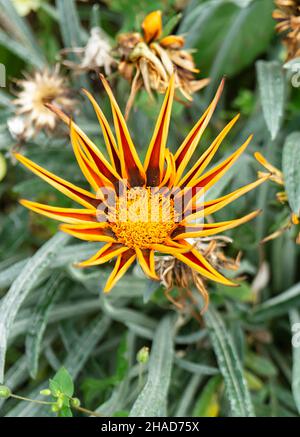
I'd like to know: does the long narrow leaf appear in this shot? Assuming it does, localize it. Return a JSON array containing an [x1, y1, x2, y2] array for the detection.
[[204, 305, 255, 417], [0, 232, 69, 383], [129, 316, 174, 417]]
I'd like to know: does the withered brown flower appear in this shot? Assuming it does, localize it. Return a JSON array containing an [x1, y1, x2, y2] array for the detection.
[[13, 67, 75, 135], [155, 237, 241, 313], [273, 0, 300, 60], [117, 10, 209, 118]]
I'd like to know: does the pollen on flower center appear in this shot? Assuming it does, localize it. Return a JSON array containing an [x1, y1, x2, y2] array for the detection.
[[109, 187, 177, 249]]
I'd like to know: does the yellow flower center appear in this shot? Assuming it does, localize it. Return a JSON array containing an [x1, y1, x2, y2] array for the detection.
[[110, 187, 177, 249]]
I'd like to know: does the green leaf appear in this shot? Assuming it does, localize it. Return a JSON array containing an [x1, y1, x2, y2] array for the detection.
[[182, 0, 274, 97], [0, 232, 70, 383], [282, 132, 300, 216], [51, 367, 74, 397], [56, 0, 85, 48], [192, 375, 223, 417], [129, 316, 174, 417], [25, 272, 64, 379], [0, 0, 46, 67], [257, 60, 285, 140], [58, 405, 73, 417], [204, 305, 255, 417], [245, 352, 277, 378], [250, 282, 300, 322]]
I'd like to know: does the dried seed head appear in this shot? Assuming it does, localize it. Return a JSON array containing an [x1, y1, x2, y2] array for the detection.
[[13, 67, 75, 134], [273, 0, 300, 60], [116, 11, 209, 117]]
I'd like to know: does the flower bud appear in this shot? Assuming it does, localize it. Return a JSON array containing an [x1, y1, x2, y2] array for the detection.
[[0, 385, 11, 398], [40, 389, 51, 396], [136, 346, 150, 364], [71, 397, 81, 408]]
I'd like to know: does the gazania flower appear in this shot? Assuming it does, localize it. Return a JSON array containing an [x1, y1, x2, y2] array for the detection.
[[62, 27, 115, 75], [14, 67, 75, 134], [155, 236, 240, 312], [255, 152, 300, 243], [273, 0, 300, 60], [117, 10, 209, 118], [15, 75, 268, 295]]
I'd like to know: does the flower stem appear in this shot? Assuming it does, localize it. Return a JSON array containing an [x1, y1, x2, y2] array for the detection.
[[10, 393, 53, 406], [73, 405, 104, 417]]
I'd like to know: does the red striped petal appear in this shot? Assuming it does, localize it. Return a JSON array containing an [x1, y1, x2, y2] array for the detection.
[[78, 242, 128, 267], [82, 89, 121, 174], [14, 153, 99, 209], [59, 223, 116, 242], [100, 74, 146, 187], [174, 79, 225, 182], [144, 75, 175, 186], [20, 199, 97, 224], [103, 249, 136, 292]]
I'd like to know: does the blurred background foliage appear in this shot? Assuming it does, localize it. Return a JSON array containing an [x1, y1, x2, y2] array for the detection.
[[0, 0, 300, 417]]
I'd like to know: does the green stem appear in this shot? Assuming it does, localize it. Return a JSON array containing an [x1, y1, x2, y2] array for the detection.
[[73, 405, 104, 417], [10, 393, 54, 406]]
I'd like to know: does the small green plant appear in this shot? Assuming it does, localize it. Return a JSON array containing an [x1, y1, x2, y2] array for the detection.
[[0, 367, 102, 417]]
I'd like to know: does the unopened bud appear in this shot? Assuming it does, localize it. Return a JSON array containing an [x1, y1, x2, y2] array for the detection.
[[40, 389, 51, 396], [0, 385, 11, 398], [71, 397, 81, 407], [136, 346, 150, 364], [51, 404, 60, 413], [56, 397, 64, 409]]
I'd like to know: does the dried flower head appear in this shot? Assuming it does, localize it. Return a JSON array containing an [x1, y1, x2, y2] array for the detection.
[[62, 27, 116, 75], [255, 152, 300, 243], [7, 116, 34, 143], [117, 10, 209, 117], [273, 0, 300, 60], [155, 236, 240, 313], [13, 67, 75, 134], [15, 75, 268, 299]]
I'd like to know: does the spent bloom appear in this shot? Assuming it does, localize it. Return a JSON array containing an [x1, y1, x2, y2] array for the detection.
[[117, 10, 209, 117], [62, 27, 115, 75], [13, 67, 75, 134], [15, 75, 268, 297], [155, 236, 240, 312], [273, 0, 300, 60]]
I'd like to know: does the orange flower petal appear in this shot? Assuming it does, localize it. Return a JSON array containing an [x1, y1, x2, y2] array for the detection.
[[173, 210, 261, 239], [184, 176, 270, 222], [46, 103, 120, 187], [77, 243, 128, 267], [142, 10, 162, 43], [178, 114, 240, 188], [82, 89, 121, 174], [100, 74, 146, 187], [175, 249, 235, 286], [20, 199, 97, 224], [136, 248, 158, 280], [144, 74, 175, 186], [70, 122, 107, 191], [174, 79, 225, 184], [160, 35, 185, 48], [14, 153, 98, 209], [59, 223, 116, 242], [103, 249, 136, 292], [177, 134, 253, 213]]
